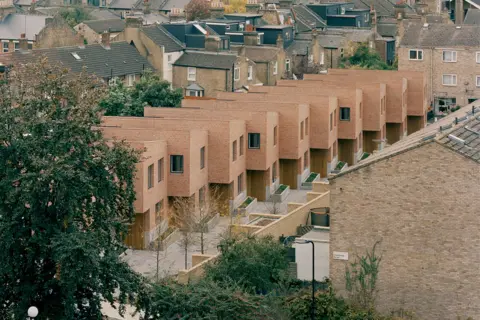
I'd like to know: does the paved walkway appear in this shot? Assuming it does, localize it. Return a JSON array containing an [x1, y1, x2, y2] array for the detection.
[[124, 217, 231, 279], [124, 189, 310, 279]]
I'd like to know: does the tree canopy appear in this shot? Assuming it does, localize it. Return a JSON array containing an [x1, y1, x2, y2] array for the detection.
[[58, 7, 92, 28], [340, 43, 396, 70], [100, 71, 183, 117], [185, 0, 211, 21], [0, 59, 142, 319]]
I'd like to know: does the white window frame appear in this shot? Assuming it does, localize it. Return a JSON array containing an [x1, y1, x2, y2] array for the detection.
[[442, 50, 457, 63], [126, 74, 135, 87], [167, 54, 172, 70], [247, 65, 253, 80], [273, 61, 278, 75], [409, 49, 423, 61], [364, 13, 369, 22], [340, 48, 344, 58], [442, 74, 457, 86], [320, 52, 324, 65], [2, 41, 9, 53], [13, 41, 19, 52], [476, 75, 480, 87], [341, 6, 346, 14], [234, 65, 240, 81], [476, 52, 480, 63], [187, 67, 196, 81], [356, 20, 361, 27], [108, 77, 118, 86], [285, 59, 290, 72]]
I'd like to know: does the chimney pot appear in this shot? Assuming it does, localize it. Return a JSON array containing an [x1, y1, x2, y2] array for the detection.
[[101, 30, 111, 49]]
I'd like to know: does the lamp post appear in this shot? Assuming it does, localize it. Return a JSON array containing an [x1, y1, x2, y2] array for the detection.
[[27, 306, 38, 319], [282, 236, 315, 320]]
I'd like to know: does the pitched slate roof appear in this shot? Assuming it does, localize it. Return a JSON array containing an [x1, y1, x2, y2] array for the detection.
[[464, 8, 480, 25], [331, 103, 480, 179], [173, 50, 236, 69], [108, 0, 137, 9], [287, 40, 310, 55], [400, 22, 480, 47], [89, 9, 121, 20], [291, 4, 326, 33], [4, 42, 152, 78], [83, 19, 126, 34], [243, 46, 280, 62], [0, 14, 49, 41], [142, 24, 184, 52]]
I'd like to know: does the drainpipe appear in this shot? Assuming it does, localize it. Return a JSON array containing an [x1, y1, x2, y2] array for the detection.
[[232, 63, 235, 92], [430, 47, 434, 112], [266, 62, 270, 85], [225, 69, 229, 91]]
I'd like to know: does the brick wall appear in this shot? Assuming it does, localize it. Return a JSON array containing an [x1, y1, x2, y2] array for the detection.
[[329, 142, 480, 319]]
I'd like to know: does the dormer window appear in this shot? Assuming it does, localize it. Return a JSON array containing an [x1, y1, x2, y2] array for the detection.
[[225, 25, 231, 30], [341, 7, 346, 14]]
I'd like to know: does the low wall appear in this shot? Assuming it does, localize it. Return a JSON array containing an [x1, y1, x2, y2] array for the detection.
[[176, 182, 330, 284]]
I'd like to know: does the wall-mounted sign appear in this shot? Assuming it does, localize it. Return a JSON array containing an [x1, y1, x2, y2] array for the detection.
[[333, 251, 349, 260]]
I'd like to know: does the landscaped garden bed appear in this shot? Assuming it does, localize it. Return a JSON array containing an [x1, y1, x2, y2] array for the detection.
[[331, 161, 348, 174], [360, 152, 370, 161], [236, 196, 257, 216], [271, 184, 290, 202], [301, 172, 320, 190]]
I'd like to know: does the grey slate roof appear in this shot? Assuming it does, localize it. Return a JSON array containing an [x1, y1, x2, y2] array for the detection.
[[173, 50, 236, 69], [318, 35, 344, 48], [7, 42, 152, 78], [243, 46, 280, 62], [464, 9, 480, 25], [89, 9, 121, 20], [186, 83, 204, 90], [287, 40, 310, 55], [291, 4, 326, 33], [83, 19, 126, 33], [108, 0, 137, 9], [400, 22, 480, 47], [0, 14, 49, 41], [161, 0, 192, 10], [142, 24, 184, 52], [437, 115, 480, 163], [376, 22, 396, 37]]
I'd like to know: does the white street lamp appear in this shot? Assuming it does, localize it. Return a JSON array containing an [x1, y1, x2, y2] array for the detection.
[[27, 306, 38, 319]]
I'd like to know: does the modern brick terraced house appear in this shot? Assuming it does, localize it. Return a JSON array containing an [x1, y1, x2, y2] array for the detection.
[[182, 99, 310, 189], [101, 126, 209, 249], [216, 91, 339, 177], [144, 107, 280, 202], [328, 104, 480, 319], [102, 116, 247, 213]]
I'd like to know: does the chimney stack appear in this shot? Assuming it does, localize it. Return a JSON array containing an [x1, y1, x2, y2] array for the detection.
[[455, 0, 464, 24], [244, 31, 260, 46], [101, 30, 111, 49], [19, 33, 28, 50], [205, 35, 221, 51]]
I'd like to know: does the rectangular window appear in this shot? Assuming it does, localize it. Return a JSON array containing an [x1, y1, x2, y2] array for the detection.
[[340, 107, 351, 121], [170, 155, 184, 173], [442, 74, 457, 86], [237, 172, 243, 195], [273, 61, 278, 75], [285, 32, 290, 41], [148, 164, 154, 189], [200, 147, 205, 169], [341, 6, 346, 14], [273, 126, 278, 146], [14, 42, 19, 52], [248, 133, 260, 149], [234, 65, 240, 81], [126, 74, 135, 87], [272, 161, 277, 183], [199, 185, 206, 207], [477, 52, 480, 63], [320, 52, 324, 65], [409, 49, 423, 60], [305, 117, 309, 136], [476, 76, 480, 87], [340, 48, 344, 58], [285, 59, 290, 72], [334, 109, 337, 126], [300, 121, 304, 140], [167, 54, 173, 69], [2, 41, 8, 53], [442, 50, 457, 62], [187, 67, 196, 81], [157, 158, 164, 182], [304, 150, 308, 169], [330, 112, 333, 131], [155, 199, 163, 224], [257, 35, 261, 45], [239, 135, 244, 156], [28, 42, 33, 49], [364, 13, 369, 22], [232, 140, 237, 161], [359, 103, 362, 119], [247, 65, 253, 80]]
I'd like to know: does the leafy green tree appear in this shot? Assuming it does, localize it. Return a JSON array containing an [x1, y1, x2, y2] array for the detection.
[[139, 279, 284, 320], [99, 72, 182, 117], [205, 235, 290, 293], [0, 59, 142, 319], [340, 43, 395, 70], [130, 71, 183, 108], [185, 0, 211, 21], [58, 7, 92, 28]]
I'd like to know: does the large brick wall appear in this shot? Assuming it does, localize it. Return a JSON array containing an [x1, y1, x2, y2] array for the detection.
[[329, 142, 480, 319]]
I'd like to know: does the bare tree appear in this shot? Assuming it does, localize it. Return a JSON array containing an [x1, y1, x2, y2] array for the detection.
[[171, 197, 197, 270], [292, 54, 323, 79], [195, 186, 226, 254], [263, 197, 282, 215]]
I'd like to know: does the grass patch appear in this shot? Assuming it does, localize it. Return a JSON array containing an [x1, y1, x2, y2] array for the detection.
[[239, 196, 254, 208], [335, 161, 345, 171], [159, 227, 175, 241], [360, 152, 370, 160], [305, 172, 319, 183], [274, 184, 288, 194]]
